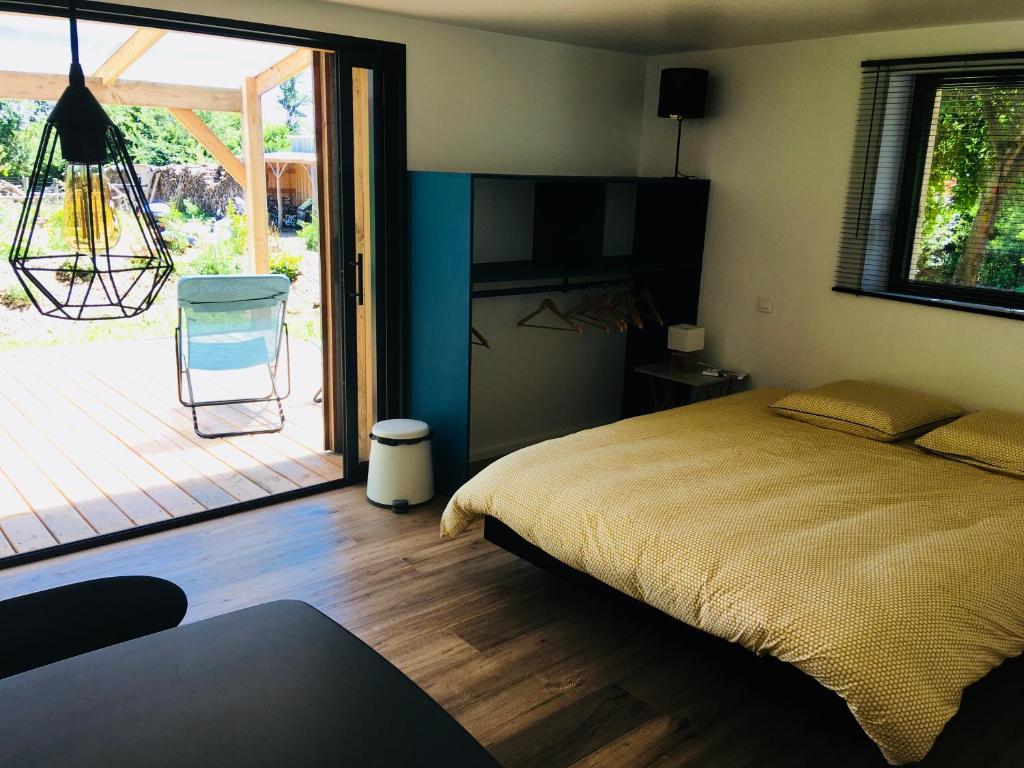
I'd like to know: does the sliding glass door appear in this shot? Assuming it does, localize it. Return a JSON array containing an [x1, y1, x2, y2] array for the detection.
[[313, 44, 406, 479], [0, 0, 406, 564]]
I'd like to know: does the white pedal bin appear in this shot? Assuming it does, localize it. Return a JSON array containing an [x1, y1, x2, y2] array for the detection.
[[367, 419, 434, 512]]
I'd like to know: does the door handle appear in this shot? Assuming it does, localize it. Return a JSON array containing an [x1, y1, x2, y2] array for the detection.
[[348, 252, 364, 305]]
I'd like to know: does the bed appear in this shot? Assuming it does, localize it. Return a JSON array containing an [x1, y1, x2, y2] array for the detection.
[[440, 388, 1024, 765]]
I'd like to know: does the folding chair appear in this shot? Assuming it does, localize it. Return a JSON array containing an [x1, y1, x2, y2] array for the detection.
[[176, 274, 291, 438]]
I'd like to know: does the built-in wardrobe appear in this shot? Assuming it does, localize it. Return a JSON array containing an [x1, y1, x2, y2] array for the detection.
[[408, 172, 710, 492]]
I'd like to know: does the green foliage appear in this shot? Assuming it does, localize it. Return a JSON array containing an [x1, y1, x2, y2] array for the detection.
[[175, 199, 248, 275], [0, 101, 21, 175], [160, 222, 192, 256], [0, 101, 62, 179], [0, 97, 287, 178], [186, 241, 242, 276], [0, 197, 19, 256], [152, 199, 198, 256], [277, 77, 309, 134], [269, 251, 302, 282], [0, 284, 30, 310], [46, 207, 69, 252], [977, 182, 1024, 291], [20, 120, 65, 180], [264, 123, 291, 153], [181, 198, 207, 221], [298, 215, 319, 251], [107, 106, 205, 165], [915, 85, 1024, 292], [225, 199, 248, 256], [101, 106, 292, 165], [197, 111, 242, 155]]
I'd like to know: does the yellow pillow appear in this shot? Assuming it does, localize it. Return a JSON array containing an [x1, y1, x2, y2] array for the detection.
[[916, 410, 1024, 477], [770, 380, 961, 442]]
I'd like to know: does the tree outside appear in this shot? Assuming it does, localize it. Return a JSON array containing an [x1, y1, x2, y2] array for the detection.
[[277, 77, 309, 134], [912, 82, 1024, 293]]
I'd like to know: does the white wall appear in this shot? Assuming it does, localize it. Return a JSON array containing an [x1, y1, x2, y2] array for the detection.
[[470, 290, 626, 460], [639, 21, 1024, 412], [114, 0, 644, 176]]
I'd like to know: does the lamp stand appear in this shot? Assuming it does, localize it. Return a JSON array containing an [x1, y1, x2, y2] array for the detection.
[[673, 118, 683, 177]]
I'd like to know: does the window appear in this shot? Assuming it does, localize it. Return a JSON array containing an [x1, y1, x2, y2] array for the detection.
[[835, 55, 1024, 318]]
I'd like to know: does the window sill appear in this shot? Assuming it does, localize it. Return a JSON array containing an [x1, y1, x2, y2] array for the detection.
[[832, 286, 1024, 321]]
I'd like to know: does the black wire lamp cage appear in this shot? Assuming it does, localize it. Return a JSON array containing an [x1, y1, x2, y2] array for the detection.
[[8, 1, 173, 320]]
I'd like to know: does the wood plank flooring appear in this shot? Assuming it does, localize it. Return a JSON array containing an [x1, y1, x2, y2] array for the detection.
[[2, 487, 1022, 767], [0, 337, 342, 557]]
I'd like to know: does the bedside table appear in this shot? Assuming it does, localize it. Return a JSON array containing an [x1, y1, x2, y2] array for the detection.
[[634, 361, 739, 411]]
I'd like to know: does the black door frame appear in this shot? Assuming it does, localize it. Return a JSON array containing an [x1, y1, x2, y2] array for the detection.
[[0, 0, 407, 568], [332, 47, 407, 479]]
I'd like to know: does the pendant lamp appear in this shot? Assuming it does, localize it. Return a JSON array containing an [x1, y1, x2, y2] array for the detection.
[[8, 1, 173, 320]]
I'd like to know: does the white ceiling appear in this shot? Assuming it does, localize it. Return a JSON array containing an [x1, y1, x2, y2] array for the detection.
[[323, 0, 1024, 54]]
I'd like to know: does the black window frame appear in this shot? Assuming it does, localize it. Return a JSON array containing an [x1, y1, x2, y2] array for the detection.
[[887, 70, 1024, 312]]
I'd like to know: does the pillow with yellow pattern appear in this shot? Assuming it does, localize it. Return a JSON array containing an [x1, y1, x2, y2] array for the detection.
[[916, 410, 1024, 477], [770, 380, 962, 442]]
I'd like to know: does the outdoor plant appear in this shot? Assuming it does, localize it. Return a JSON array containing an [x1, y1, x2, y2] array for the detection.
[[181, 198, 207, 222], [159, 218, 192, 256], [224, 199, 248, 257], [47, 206, 70, 252], [298, 215, 319, 251], [187, 240, 242, 276], [270, 251, 303, 283]]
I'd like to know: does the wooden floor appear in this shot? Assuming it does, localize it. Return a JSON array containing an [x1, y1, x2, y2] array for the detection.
[[2, 487, 1021, 767], [0, 337, 342, 558]]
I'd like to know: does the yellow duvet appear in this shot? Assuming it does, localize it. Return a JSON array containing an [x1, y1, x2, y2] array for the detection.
[[441, 389, 1024, 765]]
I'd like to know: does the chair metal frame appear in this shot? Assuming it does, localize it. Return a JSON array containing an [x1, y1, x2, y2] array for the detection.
[[175, 304, 292, 439]]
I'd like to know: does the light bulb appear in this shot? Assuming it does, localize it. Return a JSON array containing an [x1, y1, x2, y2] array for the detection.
[[62, 164, 121, 253]]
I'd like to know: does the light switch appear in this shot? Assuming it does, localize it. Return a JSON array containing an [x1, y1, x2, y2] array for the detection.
[[757, 295, 774, 313]]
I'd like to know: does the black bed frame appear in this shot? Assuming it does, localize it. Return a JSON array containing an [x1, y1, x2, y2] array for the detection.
[[483, 517, 643, 604]]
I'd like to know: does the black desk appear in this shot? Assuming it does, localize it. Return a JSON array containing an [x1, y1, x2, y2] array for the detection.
[[0, 600, 498, 768]]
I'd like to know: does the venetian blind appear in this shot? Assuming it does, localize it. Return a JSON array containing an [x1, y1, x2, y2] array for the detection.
[[834, 53, 1024, 295]]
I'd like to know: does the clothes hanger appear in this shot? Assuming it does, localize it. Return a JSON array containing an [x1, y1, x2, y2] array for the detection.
[[594, 293, 627, 332], [566, 294, 611, 331], [634, 286, 664, 326], [471, 326, 490, 348], [610, 290, 643, 329], [516, 297, 582, 333]]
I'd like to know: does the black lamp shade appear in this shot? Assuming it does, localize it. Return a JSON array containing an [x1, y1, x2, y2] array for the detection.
[[657, 68, 708, 119]]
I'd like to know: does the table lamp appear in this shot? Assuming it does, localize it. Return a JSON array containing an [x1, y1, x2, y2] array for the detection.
[[667, 323, 705, 372]]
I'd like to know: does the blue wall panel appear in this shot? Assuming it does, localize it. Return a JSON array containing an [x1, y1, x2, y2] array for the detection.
[[408, 172, 472, 492]]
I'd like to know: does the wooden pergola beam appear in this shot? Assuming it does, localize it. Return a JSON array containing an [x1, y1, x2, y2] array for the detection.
[[254, 48, 312, 95], [93, 28, 167, 85], [0, 70, 242, 112], [241, 76, 270, 274], [168, 108, 245, 185]]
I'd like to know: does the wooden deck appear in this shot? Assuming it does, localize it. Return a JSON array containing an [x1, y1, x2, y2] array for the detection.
[[0, 336, 342, 557]]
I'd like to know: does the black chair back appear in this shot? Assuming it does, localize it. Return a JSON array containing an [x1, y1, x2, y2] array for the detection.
[[0, 576, 187, 679]]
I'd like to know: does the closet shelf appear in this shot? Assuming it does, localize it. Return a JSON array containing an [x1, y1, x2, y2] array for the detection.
[[471, 258, 698, 284]]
